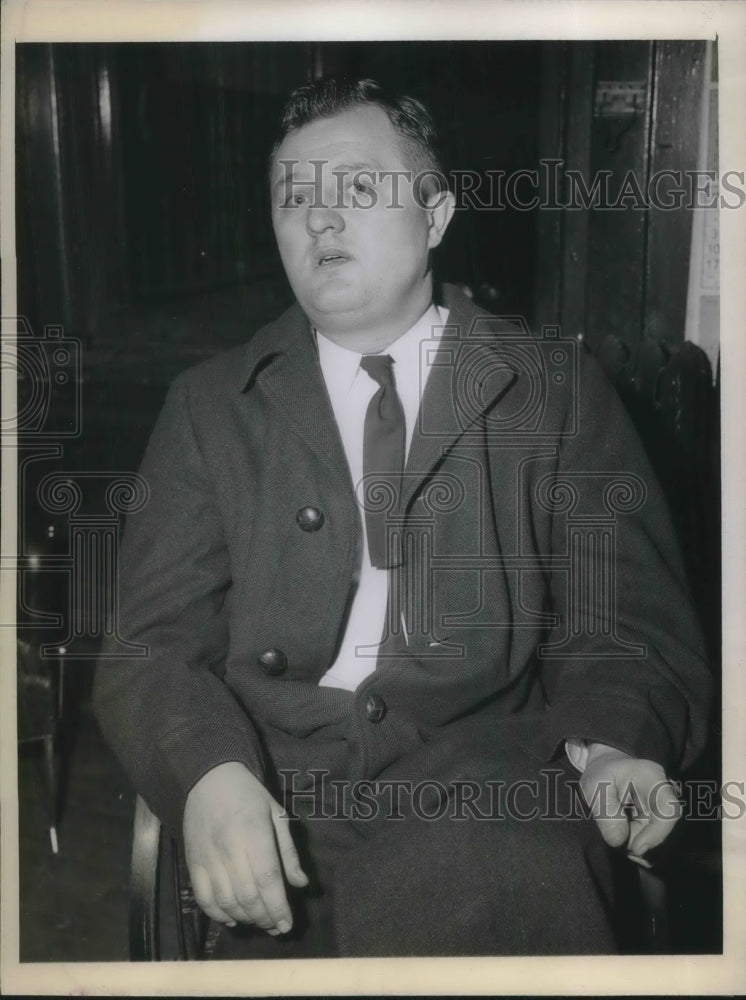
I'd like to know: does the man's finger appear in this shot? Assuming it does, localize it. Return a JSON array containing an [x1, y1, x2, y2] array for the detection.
[[219, 831, 278, 930], [628, 782, 682, 856], [189, 862, 238, 927], [210, 856, 270, 927], [272, 807, 309, 888], [245, 828, 295, 934]]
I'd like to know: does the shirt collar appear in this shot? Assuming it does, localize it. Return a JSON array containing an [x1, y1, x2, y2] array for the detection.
[[315, 302, 449, 394], [238, 283, 520, 396]]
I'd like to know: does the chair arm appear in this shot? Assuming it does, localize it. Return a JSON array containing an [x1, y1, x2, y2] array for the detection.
[[627, 852, 669, 952], [129, 794, 162, 961], [637, 864, 669, 949]]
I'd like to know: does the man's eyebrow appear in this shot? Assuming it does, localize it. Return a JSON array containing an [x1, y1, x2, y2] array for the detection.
[[332, 160, 383, 175], [271, 172, 296, 196]]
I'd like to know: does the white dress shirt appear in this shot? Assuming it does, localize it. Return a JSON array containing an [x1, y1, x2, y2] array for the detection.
[[316, 302, 448, 690]]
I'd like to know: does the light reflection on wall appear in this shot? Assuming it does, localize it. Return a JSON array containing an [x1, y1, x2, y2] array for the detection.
[[97, 63, 112, 146]]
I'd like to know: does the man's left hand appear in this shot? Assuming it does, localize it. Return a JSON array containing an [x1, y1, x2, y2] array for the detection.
[[579, 743, 681, 857]]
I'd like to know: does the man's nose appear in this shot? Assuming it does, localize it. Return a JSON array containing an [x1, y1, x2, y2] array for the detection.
[[306, 203, 345, 236]]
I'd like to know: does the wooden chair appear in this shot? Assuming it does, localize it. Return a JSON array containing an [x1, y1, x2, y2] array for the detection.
[[595, 333, 721, 952], [129, 795, 216, 961], [595, 333, 719, 657]]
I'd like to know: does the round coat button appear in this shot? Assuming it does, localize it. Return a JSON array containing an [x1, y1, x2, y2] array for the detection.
[[257, 648, 287, 675], [297, 506, 325, 531], [364, 692, 387, 723]]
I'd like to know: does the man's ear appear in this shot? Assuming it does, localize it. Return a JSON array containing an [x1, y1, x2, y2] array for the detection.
[[425, 189, 456, 250]]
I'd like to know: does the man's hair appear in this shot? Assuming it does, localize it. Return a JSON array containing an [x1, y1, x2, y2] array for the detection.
[[271, 76, 448, 196]]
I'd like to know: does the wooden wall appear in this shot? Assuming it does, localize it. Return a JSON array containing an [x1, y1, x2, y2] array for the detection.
[[17, 41, 709, 350], [535, 41, 709, 351], [16, 42, 545, 344], [16, 43, 313, 342]]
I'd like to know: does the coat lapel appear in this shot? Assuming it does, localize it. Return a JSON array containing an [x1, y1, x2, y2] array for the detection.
[[241, 303, 353, 484], [241, 287, 522, 511], [401, 286, 520, 512]]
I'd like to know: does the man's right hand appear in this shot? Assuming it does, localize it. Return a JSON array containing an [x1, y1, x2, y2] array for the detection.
[[183, 761, 309, 934]]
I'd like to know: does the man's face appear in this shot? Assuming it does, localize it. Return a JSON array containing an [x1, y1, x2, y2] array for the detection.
[[270, 105, 451, 340]]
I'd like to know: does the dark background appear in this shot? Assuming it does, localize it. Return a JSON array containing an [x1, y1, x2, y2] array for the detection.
[[15, 41, 721, 960]]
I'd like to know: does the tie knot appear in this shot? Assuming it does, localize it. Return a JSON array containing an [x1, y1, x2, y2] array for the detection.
[[360, 354, 395, 388]]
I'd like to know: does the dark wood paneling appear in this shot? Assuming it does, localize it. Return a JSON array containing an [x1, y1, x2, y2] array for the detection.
[[17, 43, 311, 332], [585, 41, 654, 352], [534, 42, 567, 332], [559, 43, 595, 342], [16, 45, 71, 336], [115, 45, 309, 304], [542, 41, 707, 353], [644, 41, 706, 344], [17, 45, 132, 340]]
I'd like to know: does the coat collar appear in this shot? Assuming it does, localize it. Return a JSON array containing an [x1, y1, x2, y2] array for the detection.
[[239, 284, 522, 502], [239, 298, 347, 476]]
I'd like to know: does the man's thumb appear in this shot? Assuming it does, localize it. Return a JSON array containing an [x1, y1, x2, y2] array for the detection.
[[272, 809, 309, 887]]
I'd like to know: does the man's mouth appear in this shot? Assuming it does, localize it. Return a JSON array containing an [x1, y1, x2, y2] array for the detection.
[[314, 248, 351, 267]]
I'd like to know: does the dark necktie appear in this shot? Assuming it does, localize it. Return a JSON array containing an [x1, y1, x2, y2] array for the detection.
[[360, 354, 405, 569]]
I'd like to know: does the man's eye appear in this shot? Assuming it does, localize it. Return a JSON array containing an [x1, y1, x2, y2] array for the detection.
[[283, 193, 307, 207], [353, 180, 371, 194]]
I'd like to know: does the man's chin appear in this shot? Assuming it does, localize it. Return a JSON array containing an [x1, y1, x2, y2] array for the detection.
[[301, 286, 368, 325]]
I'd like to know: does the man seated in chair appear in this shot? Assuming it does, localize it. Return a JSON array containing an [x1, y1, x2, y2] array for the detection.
[[94, 77, 710, 957]]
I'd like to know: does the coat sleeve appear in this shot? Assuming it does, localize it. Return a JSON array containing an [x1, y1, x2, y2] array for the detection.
[[537, 349, 712, 774], [93, 373, 264, 835]]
